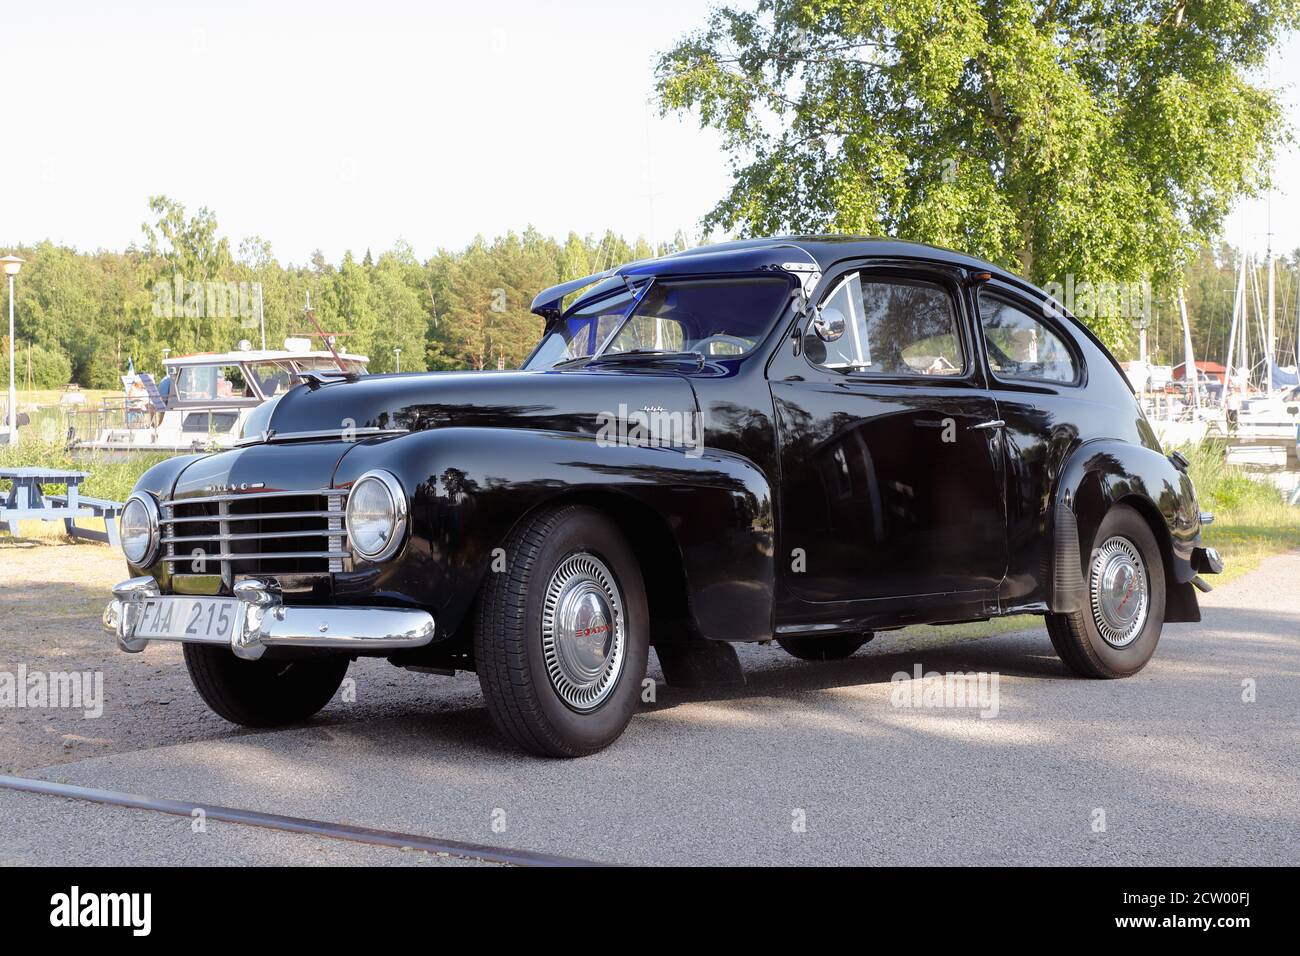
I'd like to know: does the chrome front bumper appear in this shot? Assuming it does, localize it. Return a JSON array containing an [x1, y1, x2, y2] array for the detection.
[[103, 576, 436, 661]]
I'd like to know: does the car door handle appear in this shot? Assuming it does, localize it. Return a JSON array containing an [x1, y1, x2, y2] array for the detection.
[[969, 419, 1006, 431]]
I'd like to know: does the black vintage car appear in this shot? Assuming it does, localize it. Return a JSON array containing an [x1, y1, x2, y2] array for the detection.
[[104, 237, 1223, 756]]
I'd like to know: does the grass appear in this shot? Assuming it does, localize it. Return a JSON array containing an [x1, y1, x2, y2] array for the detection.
[[1, 439, 177, 540], [15, 388, 114, 410], [1176, 440, 1300, 584]]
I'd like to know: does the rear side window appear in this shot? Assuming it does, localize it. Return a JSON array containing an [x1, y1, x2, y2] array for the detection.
[[978, 294, 1079, 385], [809, 274, 965, 376]]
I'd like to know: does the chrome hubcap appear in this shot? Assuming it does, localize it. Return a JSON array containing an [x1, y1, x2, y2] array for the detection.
[[541, 552, 625, 711], [1090, 535, 1149, 648]]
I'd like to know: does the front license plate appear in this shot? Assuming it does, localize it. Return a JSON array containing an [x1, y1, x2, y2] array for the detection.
[[134, 597, 239, 642]]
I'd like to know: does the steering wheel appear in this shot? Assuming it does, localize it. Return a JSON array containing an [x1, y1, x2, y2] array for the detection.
[[693, 334, 752, 356]]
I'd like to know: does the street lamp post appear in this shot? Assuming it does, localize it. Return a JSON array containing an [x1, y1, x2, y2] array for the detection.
[[393, 347, 401, 373], [1, 255, 25, 442]]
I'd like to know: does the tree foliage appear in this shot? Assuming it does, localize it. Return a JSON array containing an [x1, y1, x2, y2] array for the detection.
[[656, 0, 1300, 347], [0, 198, 681, 388]]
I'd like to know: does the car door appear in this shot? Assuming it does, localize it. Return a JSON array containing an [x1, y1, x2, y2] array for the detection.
[[770, 263, 1008, 607], [972, 282, 1088, 607]]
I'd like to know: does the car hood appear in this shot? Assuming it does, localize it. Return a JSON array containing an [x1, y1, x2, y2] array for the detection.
[[260, 369, 701, 444], [167, 370, 702, 500]]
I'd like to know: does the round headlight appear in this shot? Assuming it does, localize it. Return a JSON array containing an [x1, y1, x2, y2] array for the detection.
[[346, 471, 407, 562], [120, 493, 160, 566]]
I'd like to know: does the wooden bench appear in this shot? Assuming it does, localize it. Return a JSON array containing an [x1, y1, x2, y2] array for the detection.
[[45, 493, 124, 548]]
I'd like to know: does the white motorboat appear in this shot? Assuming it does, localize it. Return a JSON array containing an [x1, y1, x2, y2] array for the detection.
[[1225, 444, 1290, 468], [1231, 388, 1300, 442], [71, 340, 369, 454]]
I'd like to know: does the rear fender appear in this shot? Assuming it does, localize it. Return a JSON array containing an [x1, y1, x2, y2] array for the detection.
[[1051, 440, 1202, 622]]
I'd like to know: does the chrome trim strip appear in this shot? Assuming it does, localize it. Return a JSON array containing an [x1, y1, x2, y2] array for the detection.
[[162, 528, 344, 544], [234, 427, 408, 448], [165, 550, 351, 563], [105, 576, 435, 661], [163, 488, 345, 506], [162, 510, 341, 524]]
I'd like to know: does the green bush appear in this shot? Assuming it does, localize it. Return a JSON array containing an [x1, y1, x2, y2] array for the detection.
[[1175, 440, 1284, 514], [0, 439, 176, 504], [26, 344, 74, 389]]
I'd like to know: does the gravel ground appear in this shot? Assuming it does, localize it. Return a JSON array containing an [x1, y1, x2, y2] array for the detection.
[[0, 538, 486, 774], [2, 536, 1297, 866], [0, 536, 1013, 775], [0, 789, 487, 866]]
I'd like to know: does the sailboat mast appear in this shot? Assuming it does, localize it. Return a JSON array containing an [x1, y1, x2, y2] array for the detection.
[[1266, 246, 1276, 391], [1178, 288, 1198, 410], [1250, 254, 1265, 390], [1223, 251, 1245, 406]]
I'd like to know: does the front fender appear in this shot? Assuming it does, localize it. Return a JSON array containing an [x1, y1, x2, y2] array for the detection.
[[124, 454, 207, 582], [132, 453, 208, 500], [1051, 439, 1202, 618], [331, 428, 776, 643]]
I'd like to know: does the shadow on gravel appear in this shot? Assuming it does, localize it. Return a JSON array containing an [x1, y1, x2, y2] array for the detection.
[[642, 629, 1066, 713]]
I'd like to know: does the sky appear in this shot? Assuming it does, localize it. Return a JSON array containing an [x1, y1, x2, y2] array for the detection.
[[2, 0, 1298, 265]]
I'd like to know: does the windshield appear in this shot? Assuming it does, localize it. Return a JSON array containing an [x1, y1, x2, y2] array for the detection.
[[173, 365, 252, 402], [525, 276, 792, 370], [526, 289, 637, 370], [245, 358, 368, 397]]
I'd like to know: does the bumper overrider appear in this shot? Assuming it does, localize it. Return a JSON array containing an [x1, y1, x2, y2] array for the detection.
[[103, 576, 436, 661]]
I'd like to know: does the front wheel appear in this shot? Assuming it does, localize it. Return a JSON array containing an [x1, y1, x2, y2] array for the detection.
[[474, 505, 649, 757], [183, 644, 349, 727], [1046, 504, 1166, 678]]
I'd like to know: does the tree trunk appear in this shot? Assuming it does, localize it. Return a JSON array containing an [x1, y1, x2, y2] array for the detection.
[[1018, 216, 1035, 280]]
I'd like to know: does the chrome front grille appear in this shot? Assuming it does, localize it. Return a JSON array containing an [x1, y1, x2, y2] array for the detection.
[[161, 488, 350, 576]]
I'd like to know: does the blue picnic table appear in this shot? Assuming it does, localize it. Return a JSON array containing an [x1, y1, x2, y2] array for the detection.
[[0, 466, 123, 548]]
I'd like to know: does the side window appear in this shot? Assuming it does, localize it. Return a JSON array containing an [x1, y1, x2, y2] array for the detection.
[[809, 274, 965, 376], [978, 294, 1079, 385]]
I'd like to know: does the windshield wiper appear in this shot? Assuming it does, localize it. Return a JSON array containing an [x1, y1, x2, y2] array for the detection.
[[586, 349, 707, 370], [551, 355, 596, 369]]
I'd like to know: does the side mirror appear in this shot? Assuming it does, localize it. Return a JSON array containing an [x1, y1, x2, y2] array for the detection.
[[811, 306, 846, 342], [803, 333, 827, 365]]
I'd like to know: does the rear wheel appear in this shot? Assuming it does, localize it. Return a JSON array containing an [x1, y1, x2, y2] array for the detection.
[[183, 644, 349, 727], [1046, 504, 1166, 678], [474, 504, 649, 757], [777, 633, 872, 661]]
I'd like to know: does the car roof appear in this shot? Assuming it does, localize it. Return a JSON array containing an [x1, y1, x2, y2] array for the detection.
[[532, 235, 1046, 319], [164, 350, 369, 368], [657, 235, 1010, 277]]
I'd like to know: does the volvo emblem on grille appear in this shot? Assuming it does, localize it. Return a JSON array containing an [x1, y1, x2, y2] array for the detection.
[[205, 482, 265, 494]]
